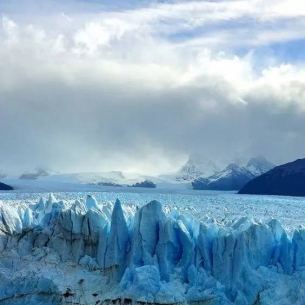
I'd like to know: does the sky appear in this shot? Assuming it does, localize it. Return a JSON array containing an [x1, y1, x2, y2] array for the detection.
[[0, 0, 305, 175]]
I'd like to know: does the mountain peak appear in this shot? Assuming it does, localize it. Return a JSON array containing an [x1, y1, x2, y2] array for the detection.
[[246, 156, 275, 176], [177, 155, 220, 181]]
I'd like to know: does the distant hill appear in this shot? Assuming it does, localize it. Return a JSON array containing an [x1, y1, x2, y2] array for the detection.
[[239, 158, 305, 196], [0, 182, 13, 191]]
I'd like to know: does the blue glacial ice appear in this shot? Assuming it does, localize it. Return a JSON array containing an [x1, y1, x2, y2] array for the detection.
[[0, 194, 305, 304]]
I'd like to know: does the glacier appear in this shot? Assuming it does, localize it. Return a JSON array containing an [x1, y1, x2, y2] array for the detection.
[[1, 194, 305, 304]]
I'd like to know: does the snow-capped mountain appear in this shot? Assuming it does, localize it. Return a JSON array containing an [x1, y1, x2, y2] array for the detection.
[[19, 167, 59, 180], [245, 156, 275, 176], [1, 195, 305, 304], [178, 155, 220, 180], [239, 158, 305, 196], [192, 156, 275, 191], [160, 155, 220, 183]]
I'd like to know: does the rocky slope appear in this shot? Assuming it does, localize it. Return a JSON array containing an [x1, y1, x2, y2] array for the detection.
[[0, 195, 305, 304], [239, 158, 305, 196]]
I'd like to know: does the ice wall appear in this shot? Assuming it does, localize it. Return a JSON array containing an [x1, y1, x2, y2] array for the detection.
[[0, 195, 305, 304]]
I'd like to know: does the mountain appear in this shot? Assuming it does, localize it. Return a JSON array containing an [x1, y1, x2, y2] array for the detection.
[[19, 167, 59, 180], [192, 156, 275, 191], [239, 158, 305, 196], [0, 181, 13, 190]]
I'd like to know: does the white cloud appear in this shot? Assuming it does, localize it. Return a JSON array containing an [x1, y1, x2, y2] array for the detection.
[[0, 0, 304, 174]]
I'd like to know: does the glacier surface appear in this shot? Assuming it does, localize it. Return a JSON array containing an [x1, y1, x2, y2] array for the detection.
[[0, 193, 305, 304]]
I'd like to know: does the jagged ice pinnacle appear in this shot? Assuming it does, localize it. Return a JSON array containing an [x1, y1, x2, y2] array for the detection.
[[0, 195, 305, 304]]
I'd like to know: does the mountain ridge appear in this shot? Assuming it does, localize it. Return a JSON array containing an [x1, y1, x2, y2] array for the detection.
[[2, 156, 276, 191], [192, 156, 275, 191]]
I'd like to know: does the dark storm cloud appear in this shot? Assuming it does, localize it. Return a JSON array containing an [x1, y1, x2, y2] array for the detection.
[[1, 65, 305, 174]]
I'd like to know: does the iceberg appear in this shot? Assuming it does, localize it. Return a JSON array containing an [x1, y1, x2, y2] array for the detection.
[[0, 195, 305, 304]]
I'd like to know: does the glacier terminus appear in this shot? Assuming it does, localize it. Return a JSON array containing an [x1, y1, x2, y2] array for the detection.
[[0, 193, 305, 304]]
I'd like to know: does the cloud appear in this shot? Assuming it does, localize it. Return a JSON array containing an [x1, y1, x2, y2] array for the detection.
[[0, 1, 305, 174]]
